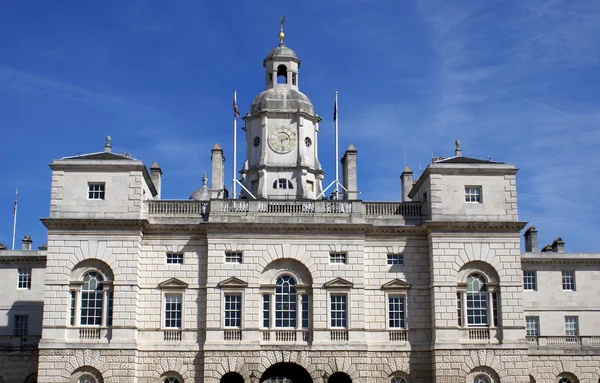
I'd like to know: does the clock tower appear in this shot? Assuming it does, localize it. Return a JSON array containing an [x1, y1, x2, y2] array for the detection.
[[240, 26, 323, 199]]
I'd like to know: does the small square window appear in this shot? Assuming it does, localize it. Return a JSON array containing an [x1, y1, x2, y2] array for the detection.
[[526, 316, 539, 336], [225, 252, 243, 264], [17, 268, 31, 289], [562, 270, 575, 291], [88, 183, 105, 200], [14, 315, 28, 336], [565, 316, 578, 336], [329, 252, 347, 264], [465, 186, 482, 203], [166, 253, 184, 264], [387, 254, 404, 265], [523, 270, 537, 291]]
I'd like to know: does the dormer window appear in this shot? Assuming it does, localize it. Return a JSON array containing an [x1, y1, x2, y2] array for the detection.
[[273, 178, 293, 189]]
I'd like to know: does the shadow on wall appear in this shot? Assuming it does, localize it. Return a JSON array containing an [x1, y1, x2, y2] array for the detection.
[[0, 300, 44, 382]]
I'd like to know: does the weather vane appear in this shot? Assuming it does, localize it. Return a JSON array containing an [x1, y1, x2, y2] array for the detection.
[[279, 15, 286, 46]]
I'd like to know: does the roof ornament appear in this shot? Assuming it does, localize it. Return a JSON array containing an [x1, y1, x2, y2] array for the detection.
[[454, 139, 462, 157], [279, 15, 286, 46], [202, 171, 208, 187], [105, 136, 112, 153]]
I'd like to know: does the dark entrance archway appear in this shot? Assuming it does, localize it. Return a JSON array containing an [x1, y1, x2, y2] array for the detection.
[[329, 372, 352, 383], [221, 372, 244, 383], [260, 363, 312, 383]]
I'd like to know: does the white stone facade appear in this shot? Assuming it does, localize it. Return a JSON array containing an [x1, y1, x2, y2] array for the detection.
[[1, 36, 600, 383]]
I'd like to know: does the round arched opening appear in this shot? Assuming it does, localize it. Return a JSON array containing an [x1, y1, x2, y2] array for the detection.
[[277, 65, 288, 84], [220, 372, 244, 383], [330, 372, 352, 383], [260, 363, 312, 383]]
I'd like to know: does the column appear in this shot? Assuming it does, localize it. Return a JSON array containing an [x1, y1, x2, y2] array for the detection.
[[74, 290, 81, 326], [488, 289, 495, 328], [101, 289, 109, 327]]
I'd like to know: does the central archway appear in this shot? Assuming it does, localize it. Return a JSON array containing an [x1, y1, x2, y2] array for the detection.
[[260, 363, 312, 383], [330, 372, 352, 383]]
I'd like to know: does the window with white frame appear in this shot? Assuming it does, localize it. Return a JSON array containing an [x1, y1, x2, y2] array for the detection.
[[457, 292, 463, 327], [13, 315, 28, 336], [526, 316, 539, 336], [17, 268, 31, 289], [262, 293, 270, 328], [70, 270, 113, 327], [565, 316, 578, 336], [466, 273, 488, 326], [330, 294, 347, 328], [225, 252, 243, 264], [78, 374, 97, 383], [224, 294, 242, 328], [465, 186, 482, 203], [275, 275, 297, 327], [391, 378, 407, 383], [301, 294, 309, 329], [87, 183, 105, 200], [387, 253, 404, 265], [80, 272, 104, 326], [562, 270, 575, 291], [273, 178, 293, 189], [523, 270, 537, 290], [164, 294, 182, 328], [166, 253, 183, 264], [388, 296, 406, 329], [329, 252, 347, 264]]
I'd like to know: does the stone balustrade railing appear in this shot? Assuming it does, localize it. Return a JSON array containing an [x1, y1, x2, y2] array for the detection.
[[223, 329, 242, 341], [163, 329, 182, 342], [389, 329, 408, 342], [79, 328, 101, 340], [260, 330, 311, 343], [146, 200, 422, 219], [527, 336, 600, 348], [0, 335, 41, 351], [330, 330, 349, 342]]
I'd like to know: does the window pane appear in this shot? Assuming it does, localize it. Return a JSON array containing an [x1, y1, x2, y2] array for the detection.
[[275, 275, 296, 328], [562, 271, 575, 290], [330, 294, 347, 328], [80, 272, 103, 326], [14, 315, 28, 336], [329, 253, 347, 264], [526, 316, 539, 336], [165, 294, 182, 328], [166, 253, 184, 264], [17, 268, 32, 289], [387, 254, 404, 265], [225, 252, 243, 264], [523, 270, 537, 290], [88, 183, 105, 200], [302, 294, 309, 329], [565, 316, 578, 336], [224, 294, 242, 328], [263, 294, 270, 328], [388, 296, 405, 328], [466, 274, 488, 326]]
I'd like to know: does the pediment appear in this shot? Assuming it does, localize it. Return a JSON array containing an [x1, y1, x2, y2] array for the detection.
[[218, 277, 248, 289], [158, 278, 189, 289], [381, 279, 411, 291], [323, 277, 354, 289]]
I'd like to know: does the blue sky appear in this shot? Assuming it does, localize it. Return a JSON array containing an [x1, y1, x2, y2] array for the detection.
[[0, 0, 598, 252]]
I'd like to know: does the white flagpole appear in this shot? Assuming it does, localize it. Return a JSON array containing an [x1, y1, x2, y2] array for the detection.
[[11, 188, 18, 250], [335, 91, 339, 197], [233, 90, 238, 199]]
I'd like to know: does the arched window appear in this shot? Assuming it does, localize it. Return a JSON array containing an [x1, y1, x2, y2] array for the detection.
[[466, 273, 488, 326], [164, 378, 180, 383], [474, 375, 490, 383], [559, 379, 571, 383], [273, 179, 293, 190], [392, 378, 407, 383], [275, 275, 297, 328], [78, 375, 97, 383], [70, 266, 114, 328], [277, 65, 287, 84]]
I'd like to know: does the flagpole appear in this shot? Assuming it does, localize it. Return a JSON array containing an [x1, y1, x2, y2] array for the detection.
[[334, 91, 339, 197], [11, 188, 18, 250], [233, 90, 238, 199]]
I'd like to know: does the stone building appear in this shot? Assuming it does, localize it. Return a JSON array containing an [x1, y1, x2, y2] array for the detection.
[[1, 29, 600, 383]]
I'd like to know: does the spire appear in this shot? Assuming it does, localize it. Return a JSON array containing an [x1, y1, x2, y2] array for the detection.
[[279, 15, 286, 46]]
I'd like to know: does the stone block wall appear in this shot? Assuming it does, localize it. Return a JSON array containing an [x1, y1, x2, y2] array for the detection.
[[0, 352, 38, 383]]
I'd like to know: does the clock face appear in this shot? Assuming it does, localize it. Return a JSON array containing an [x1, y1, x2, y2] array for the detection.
[[268, 127, 297, 153]]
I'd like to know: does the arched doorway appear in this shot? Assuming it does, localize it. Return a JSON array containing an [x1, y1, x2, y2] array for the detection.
[[260, 363, 312, 383], [329, 372, 352, 383], [220, 372, 244, 383]]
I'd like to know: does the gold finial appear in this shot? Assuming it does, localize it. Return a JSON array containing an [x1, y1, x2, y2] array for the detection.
[[279, 15, 286, 46]]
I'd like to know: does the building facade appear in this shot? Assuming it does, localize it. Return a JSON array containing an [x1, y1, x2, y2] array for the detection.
[[1, 32, 600, 383]]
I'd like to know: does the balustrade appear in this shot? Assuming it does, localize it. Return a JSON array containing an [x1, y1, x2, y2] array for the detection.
[[330, 330, 349, 341], [0, 335, 41, 351], [79, 328, 101, 340], [148, 200, 208, 215], [389, 330, 408, 342], [223, 329, 242, 341], [163, 329, 182, 341], [468, 328, 490, 340], [364, 202, 421, 216]]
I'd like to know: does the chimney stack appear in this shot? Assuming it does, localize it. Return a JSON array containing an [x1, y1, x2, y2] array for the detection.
[[21, 235, 33, 251], [401, 167, 413, 202], [524, 226, 538, 252], [551, 237, 565, 253], [211, 143, 225, 199], [150, 162, 162, 199], [341, 145, 359, 200]]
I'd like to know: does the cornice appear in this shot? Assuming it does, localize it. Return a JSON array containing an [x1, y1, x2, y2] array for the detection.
[[0, 255, 47, 263], [521, 257, 600, 265], [41, 218, 148, 231], [423, 221, 527, 233]]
